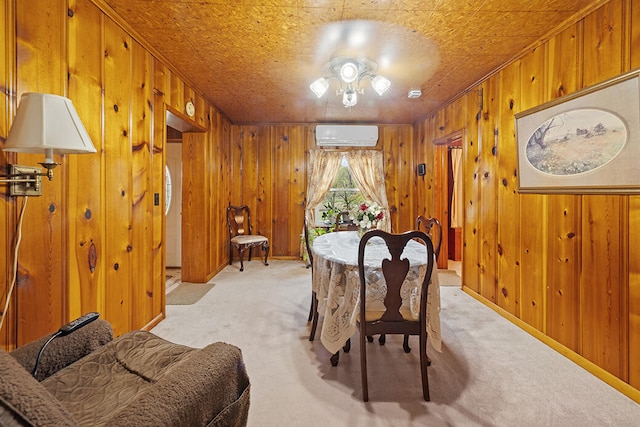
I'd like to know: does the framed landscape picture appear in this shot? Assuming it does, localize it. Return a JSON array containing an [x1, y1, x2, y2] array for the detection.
[[515, 68, 640, 194]]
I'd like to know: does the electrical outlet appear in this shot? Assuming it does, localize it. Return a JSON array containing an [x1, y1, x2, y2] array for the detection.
[[9, 165, 43, 196]]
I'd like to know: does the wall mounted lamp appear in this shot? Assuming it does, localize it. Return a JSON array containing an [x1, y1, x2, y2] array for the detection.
[[310, 56, 391, 108], [0, 93, 96, 196]]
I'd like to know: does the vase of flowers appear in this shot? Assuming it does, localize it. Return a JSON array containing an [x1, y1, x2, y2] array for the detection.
[[351, 202, 384, 238]]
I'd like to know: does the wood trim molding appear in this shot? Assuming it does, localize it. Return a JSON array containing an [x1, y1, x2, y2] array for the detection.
[[433, 129, 463, 146], [88, 0, 232, 124]]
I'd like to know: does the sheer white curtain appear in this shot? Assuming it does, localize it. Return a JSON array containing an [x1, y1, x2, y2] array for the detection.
[[305, 149, 343, 225], [344, 150, 391, 232]]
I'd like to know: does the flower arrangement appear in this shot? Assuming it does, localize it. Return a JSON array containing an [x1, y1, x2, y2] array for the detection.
[[351, 202, 384, 230]]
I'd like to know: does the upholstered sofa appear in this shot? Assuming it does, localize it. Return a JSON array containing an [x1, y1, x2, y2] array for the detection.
[[0, 319, 250, 426]]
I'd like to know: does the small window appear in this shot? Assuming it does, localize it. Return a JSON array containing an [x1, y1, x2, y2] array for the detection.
[[315, 156, 364, 226]]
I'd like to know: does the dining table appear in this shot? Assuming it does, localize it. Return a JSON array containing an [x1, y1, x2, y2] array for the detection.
[[310, 230, 442, 360]]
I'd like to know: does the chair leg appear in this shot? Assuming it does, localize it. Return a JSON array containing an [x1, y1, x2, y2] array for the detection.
[[307, 293, 314, 321], [403, 334, 411, 353], [237, 248, 245, 272], [262, 243, 269, 266], [343, 338, 351, 353], [248, 246, 253, 261], [309, 292, 319, 341], [378, 334, 386, 345], [360, 330, 369, 402], [229, 244, 233, 265], [420, 333, 430, 401]]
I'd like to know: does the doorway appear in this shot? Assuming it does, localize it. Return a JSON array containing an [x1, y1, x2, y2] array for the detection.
[[165, 127, 182, 267], [163, 109, 208, 286], [433, 131, 463, 272], [447, 143, 463, 274]]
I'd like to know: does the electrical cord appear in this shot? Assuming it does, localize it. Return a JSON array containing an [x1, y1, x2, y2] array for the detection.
[[0, 196, 28, 334], [32, 312, 99, 379], [32, 330, 61, 379]]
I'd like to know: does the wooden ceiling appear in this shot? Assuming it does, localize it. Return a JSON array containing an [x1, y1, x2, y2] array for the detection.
[[101, 0, 599, 125]]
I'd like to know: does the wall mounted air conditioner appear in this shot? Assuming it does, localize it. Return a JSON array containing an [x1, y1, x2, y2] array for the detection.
[[315, 125, 378, 147]]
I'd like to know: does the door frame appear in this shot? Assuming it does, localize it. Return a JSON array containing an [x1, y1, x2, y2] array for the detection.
[[432, 130, 464, 270]]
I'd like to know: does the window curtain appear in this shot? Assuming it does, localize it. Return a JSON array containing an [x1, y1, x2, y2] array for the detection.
[[450, 148, 463, 228], [344, 150, 391, 232], [305, 149, 343, 225]]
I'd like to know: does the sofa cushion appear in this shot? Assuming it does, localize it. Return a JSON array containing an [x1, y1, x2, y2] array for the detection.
[[0, 349, 76, 426], [42, 330, 195, 426], [105, 341, 250, 427]]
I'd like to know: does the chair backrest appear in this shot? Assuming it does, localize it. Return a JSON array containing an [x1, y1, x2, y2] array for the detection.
[[227, 205, 253, 238], [303, 216, 313, 267], [358, 230, 435, 325], [416, 216, 442, 261]]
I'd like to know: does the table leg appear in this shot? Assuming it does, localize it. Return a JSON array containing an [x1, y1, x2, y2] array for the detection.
[[330, 351, 340, 366]]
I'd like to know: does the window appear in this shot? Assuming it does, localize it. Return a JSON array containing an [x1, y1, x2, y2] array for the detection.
[[315, 156, 364, 225]]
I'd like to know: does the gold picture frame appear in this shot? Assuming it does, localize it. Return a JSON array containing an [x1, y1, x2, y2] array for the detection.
[[515, 68, 640, 194]]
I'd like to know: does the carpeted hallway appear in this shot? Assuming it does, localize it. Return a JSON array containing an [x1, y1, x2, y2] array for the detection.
[[151, 260, 640, 426]]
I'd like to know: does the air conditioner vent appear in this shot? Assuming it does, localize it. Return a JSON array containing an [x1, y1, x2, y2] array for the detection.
[[315, 125, 378, 147]]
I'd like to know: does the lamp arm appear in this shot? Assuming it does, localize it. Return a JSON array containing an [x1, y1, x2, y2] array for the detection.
[[0, 168, 54, 183]]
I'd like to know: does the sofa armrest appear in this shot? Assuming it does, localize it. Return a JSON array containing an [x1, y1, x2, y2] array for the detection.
[[10, 318, 113, 381], [106, 341, 250, 427]]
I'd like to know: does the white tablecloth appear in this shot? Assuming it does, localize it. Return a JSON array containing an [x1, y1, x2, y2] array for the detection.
[[311, 231, 442, 355]]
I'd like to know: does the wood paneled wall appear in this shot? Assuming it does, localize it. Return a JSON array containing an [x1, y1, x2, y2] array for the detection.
[[2, 0, 639, 404], [1, 0, 231, 347], [229, 124, 417, 260], [414, 0, 640, 400]]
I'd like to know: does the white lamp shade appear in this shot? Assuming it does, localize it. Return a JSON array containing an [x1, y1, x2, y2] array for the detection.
[[340, 62, 358, 83], [372, 75, 391, 96], [342, 89, 358, 107], [310, 78, 330, 98], [3, 93, 96, 159]]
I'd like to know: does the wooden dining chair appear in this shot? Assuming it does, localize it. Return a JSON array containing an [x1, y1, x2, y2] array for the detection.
[[226, 205, 269, 272], [357, 229, 435, 402], [304, 217, 319, 341], [386, 216, 443, 354], [416, 215, 442, 261]]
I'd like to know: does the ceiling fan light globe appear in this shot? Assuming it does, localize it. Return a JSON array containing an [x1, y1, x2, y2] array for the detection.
[[340, 62, 359, 83]]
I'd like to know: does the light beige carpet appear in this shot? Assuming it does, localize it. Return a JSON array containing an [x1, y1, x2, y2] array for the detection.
[[152, 260, 640, 426], [437, 269, 462, 286]]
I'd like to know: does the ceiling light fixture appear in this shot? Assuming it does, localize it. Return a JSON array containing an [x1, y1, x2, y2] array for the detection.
[[310, 56, 390, 108]]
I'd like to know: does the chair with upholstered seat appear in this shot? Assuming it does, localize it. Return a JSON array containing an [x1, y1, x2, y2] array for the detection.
[[356, 229, 435, 402], [227, 205, 269, 272]]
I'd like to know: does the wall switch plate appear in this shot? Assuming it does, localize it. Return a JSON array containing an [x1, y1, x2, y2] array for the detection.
[[9, 165, 42, 196]]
